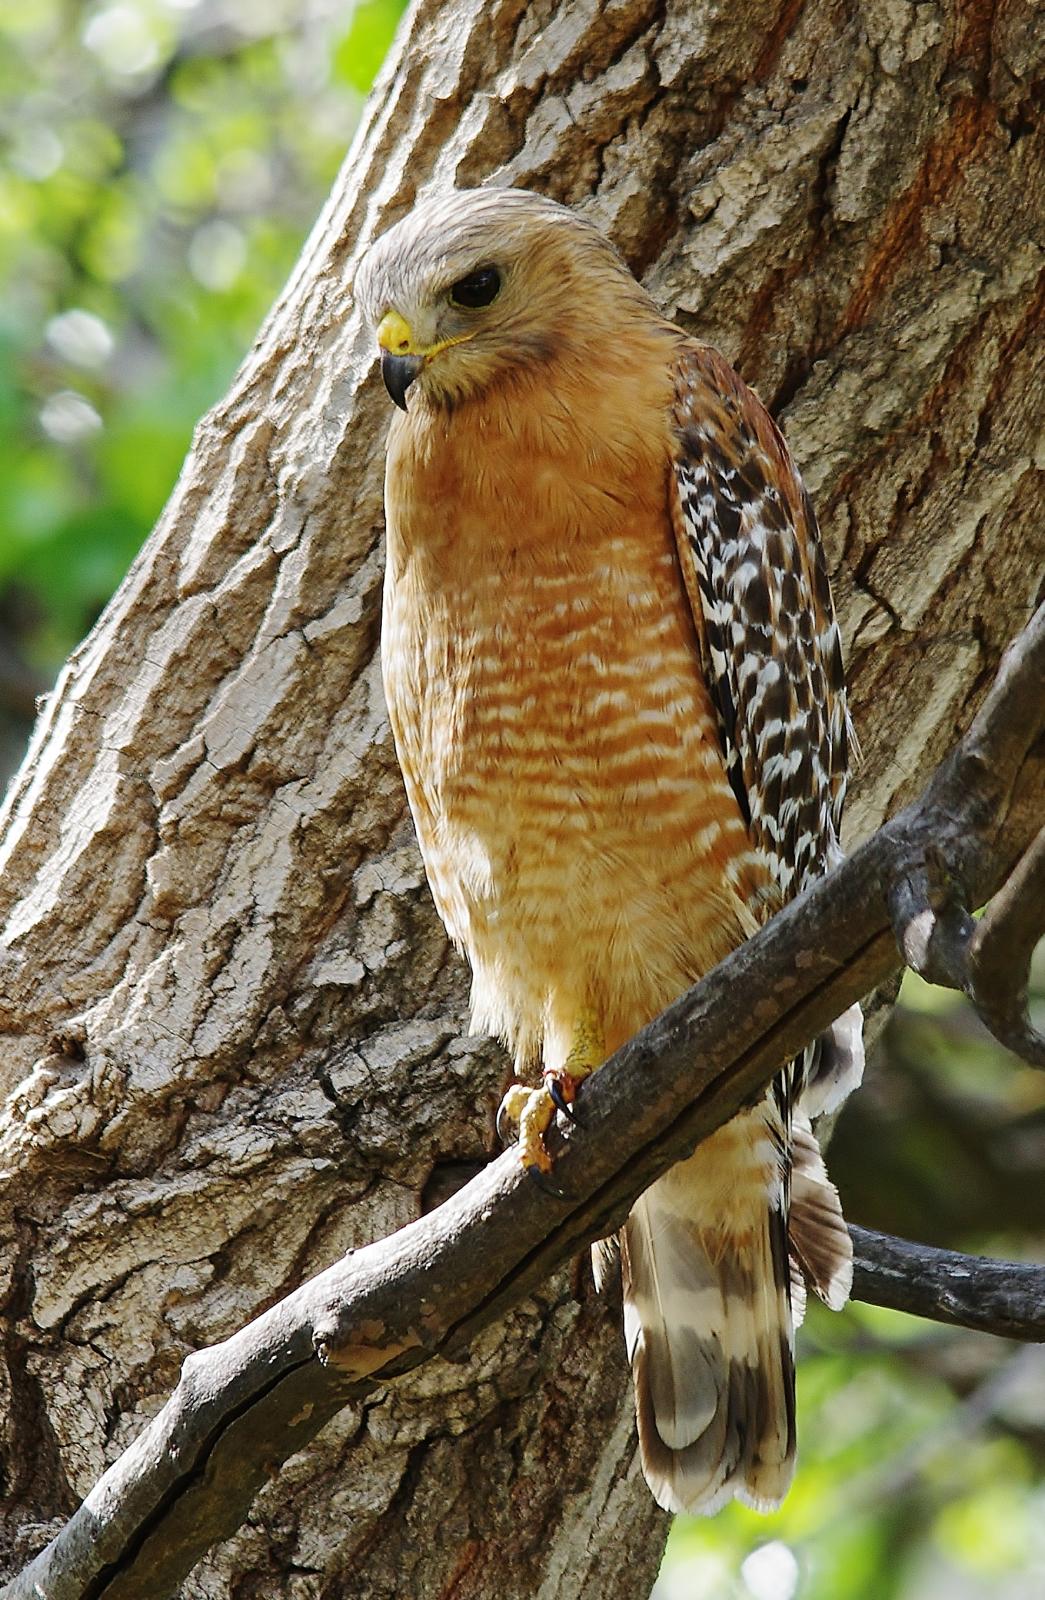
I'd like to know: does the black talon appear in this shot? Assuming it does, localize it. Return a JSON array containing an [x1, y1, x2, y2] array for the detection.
[[496, 1099, 516, 1147], [546, 1077, 579, 1123], [525, 1163, 568, 1200]]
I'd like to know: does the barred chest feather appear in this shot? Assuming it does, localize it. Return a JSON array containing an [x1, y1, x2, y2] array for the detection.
[[381, 359, 770, 1070]]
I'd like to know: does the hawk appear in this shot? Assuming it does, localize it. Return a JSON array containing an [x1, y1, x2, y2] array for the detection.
[[356, 188, 863, 1515]]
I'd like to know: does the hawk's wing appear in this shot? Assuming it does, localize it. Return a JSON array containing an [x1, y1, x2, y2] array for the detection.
[[668, 342, 863, 1124], [669, 343, 850, 906]]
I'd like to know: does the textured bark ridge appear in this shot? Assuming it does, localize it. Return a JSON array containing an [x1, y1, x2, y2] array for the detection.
[[0, 0, 1041, 1594]]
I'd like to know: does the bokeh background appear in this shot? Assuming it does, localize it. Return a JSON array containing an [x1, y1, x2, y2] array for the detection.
[[0, 0, 400, 773], [1, 5, 1042, 1598]]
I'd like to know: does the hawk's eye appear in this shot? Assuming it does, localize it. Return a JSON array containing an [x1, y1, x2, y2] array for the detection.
[[449, 267, 501, 309]]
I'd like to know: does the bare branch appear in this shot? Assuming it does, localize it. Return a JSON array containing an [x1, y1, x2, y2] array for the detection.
[[886, 603, 1045, 1060], [968, 825, 1045, 1066], [851, 1227, 1045, 1343], [3, 609, 1042, 1600], [887, 844, 977, 993]]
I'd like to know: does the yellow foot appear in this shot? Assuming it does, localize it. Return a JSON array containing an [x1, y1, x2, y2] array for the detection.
[[496, 1008, 606, 1174], [496, 1081, 558, 1173]]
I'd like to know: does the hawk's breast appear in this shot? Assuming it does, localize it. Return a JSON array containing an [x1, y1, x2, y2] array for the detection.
[[381, 368, 770, 1066]]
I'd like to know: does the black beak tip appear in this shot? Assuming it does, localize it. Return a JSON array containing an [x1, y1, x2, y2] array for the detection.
[[381, 351, 424, 412]]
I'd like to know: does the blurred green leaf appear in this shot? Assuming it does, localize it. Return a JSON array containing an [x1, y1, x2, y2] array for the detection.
[[0, 0, 406, 715], [334, 0, 403, 92]]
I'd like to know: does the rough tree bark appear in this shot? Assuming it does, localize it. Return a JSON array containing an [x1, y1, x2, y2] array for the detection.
[[0, 0, 1040, 1595]]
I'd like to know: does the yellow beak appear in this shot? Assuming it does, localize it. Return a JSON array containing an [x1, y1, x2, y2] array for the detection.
[[375, 310, 473, 411], [376, 309, 419, 356], [376, 309, 472, 361], [376, 310, 425, 411]]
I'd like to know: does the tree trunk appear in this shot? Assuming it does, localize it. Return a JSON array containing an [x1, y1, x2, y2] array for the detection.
[[0, 0, 1040, 1593]]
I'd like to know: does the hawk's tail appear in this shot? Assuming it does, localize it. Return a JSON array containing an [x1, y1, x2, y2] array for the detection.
[[610, 1105, 849, 1515]]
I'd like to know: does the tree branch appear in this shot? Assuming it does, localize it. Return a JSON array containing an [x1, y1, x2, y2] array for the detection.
[[887, 608, 1045, 1052], [968, 824, 1045, 1066], [5, 608, 1042, 1600], [851, 1228, 1045, 1342]]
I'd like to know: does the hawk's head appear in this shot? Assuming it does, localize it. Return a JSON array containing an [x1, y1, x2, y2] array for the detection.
[[354, 188, 652, 411]]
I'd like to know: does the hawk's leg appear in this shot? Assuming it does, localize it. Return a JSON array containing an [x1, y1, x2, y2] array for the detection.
[[497, 1009, 605, 1174]]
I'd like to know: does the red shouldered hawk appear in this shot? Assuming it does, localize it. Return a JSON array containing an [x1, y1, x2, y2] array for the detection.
[[356, 188, 864, 1515]]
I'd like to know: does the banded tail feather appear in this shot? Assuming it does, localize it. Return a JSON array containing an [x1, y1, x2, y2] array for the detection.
[[618, 1107, 797, 1515], [612, 1096, 853, 1514], [789, 1112, 853, 1312]]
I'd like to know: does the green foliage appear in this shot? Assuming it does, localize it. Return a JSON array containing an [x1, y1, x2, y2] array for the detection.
[[334, 0, 405, 91], [0, 0, 405, 723]]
